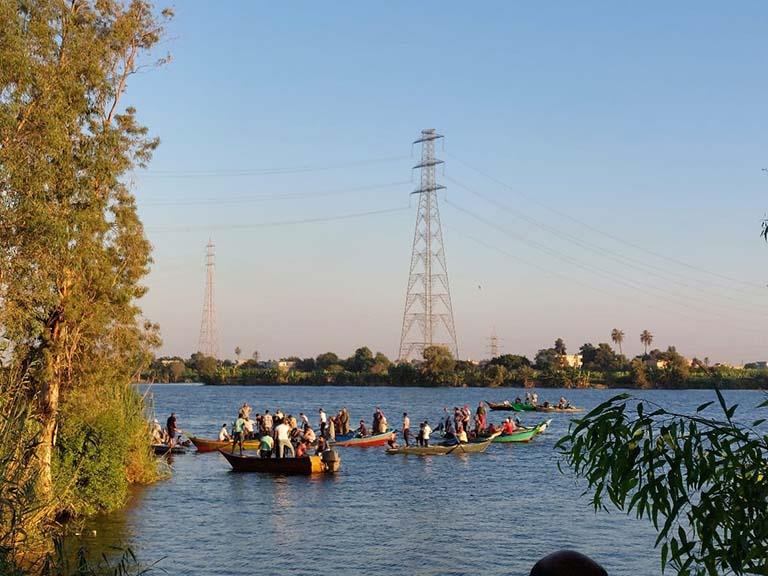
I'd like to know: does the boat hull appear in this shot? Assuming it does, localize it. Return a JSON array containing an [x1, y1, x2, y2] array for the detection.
[[535, 406, 584, 413], [152, 444, 187, 455], [190, 436, 262, 453], [218, 450, 341, 475], [387, 438, 493, 455], [332, 431, 393, 447]]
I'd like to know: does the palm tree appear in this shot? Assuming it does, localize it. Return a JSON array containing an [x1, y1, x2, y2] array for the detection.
[[235, 346, 242, 363], [611, 329, 625, 355], [640, 330, 653, 356]]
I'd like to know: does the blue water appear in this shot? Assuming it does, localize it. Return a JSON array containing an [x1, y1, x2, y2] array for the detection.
[[83, 385, 766, 576]]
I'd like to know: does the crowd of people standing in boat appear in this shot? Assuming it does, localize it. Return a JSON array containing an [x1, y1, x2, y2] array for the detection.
[[152, 393, 572, 454]]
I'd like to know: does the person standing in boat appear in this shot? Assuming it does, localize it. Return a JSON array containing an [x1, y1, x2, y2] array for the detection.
[[241, 402, 251, 419], [340, 407, 350, 434], [243, 415, 255, 440], [231, 412, 246, 455], [377, 408, 388, 434], [259, 432, 274, 459], [274, 419, 294, 458], [372, 408, 380, 434], [150, 419, 164, 444], [303, 424, 316, 444], [299, 412, 310, 428], [476, 402, 487, 432], [166, 413, 178, 447], [402, 412, 411, 446], [531, 392, 539, 406], [325, 415, 336, 442], [422, 420, 432, 447], [262, 410, 273, 434], [218, 423, 231, 442], [318, 408, 327, 436]]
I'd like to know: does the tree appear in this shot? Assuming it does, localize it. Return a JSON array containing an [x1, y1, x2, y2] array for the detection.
[[534, 348, 562, 371], [421, 345, 456, 384], [484, 364, 508, 387], [0, 0, 170, 505], [252, 350, 260, 363], [347, 347, 375, 372], [234, 346, 242, 363], [611, 329, 625, 355], [488, 354, 531, 371], [557, 392, 768, 575], [370, 352, 391, 375], [554, 338, 567, 355], [316, 352, 340, 369], [641, 330, 654, 355], [169, 360, 185, 382], [579, 343, 598, 368]]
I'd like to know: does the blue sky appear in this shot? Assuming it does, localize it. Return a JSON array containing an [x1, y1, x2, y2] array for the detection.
[[128, 1, 768, 363]]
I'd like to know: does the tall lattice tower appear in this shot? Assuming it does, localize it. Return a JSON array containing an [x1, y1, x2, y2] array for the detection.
[[398, 129, 459, 362], [197, 238, 219, 358], [487, 328, 501, 358]]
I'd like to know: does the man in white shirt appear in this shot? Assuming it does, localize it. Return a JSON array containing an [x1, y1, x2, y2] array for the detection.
[[422, 420, 432, 447], [402, 412, 411, 446], [299, 412, 310, 427], [274, 421, 294, 458], [319, 408, 327, 436], [218, 423, 231, 442]]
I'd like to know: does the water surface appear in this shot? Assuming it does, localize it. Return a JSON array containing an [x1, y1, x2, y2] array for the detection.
[[84, 385, 766, 575]]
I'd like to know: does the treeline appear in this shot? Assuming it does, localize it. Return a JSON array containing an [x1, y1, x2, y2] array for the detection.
[[148, 340, 768, 390]]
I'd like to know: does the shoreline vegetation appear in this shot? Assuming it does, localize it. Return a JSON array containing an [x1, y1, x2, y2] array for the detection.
[[147, 340, 768, 390], [1, 2, 171, 573]]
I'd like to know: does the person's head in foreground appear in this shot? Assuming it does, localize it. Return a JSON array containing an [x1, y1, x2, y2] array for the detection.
[[529, 550, 607, 576]]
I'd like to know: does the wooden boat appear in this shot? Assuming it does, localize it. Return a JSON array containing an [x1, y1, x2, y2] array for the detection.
[[478, 419, 551, 443], [218, 449, 341, 475], [331, 430, 393, 447], [486, 400, 535, 412], [387, 433, 499, 455], [190, 436, 262, 453], [152, 443, 187, 455], [535, 405, 584, 413]]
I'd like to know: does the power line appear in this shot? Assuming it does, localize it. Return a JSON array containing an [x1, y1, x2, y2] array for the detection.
[[446, 175, 768, 315], [444, 198, 768, 323], [144, 205, 409, 233], [133, 155, 410, 178], [138, 180, 410, 207], [447, 152, 761, 291]]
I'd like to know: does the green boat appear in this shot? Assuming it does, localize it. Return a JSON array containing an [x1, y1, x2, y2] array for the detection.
[[490, 419, 551, 443], [486, 400, 536, 412]]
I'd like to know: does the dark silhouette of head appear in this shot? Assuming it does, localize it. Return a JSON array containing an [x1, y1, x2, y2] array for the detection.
[[530, 550, 607, 576]]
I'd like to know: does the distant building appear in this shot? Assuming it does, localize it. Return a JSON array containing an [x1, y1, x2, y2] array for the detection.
[[563, 354, 582, 369], [277, 360, 296, 372]]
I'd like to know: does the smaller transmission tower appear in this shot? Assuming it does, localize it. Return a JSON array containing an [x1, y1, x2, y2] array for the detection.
[[398, 129, 459, 361], [487, 328, 501, 358], [197, 238, 219, 358]]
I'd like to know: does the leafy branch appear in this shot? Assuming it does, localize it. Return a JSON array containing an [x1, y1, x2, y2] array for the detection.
[[556, 391, 768, 575]]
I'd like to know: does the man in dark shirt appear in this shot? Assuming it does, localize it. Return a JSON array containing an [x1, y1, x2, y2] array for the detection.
[[166, 413, 177, 446]]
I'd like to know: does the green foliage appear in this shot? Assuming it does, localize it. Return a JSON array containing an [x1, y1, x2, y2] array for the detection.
[[421, 346, 456, 385], [557, 392, 768, 575]]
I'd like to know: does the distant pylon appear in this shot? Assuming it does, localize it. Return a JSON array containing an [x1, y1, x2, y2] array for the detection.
[[398, 129, 459, 362], [487, 328, 501, 358], [197, 238, 219, 358]]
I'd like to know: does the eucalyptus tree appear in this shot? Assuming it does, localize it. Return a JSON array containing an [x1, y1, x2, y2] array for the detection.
[[0, 0, 170, 511]]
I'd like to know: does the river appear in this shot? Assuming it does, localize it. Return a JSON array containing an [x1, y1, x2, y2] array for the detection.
[[80, 385, 765, 575]]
